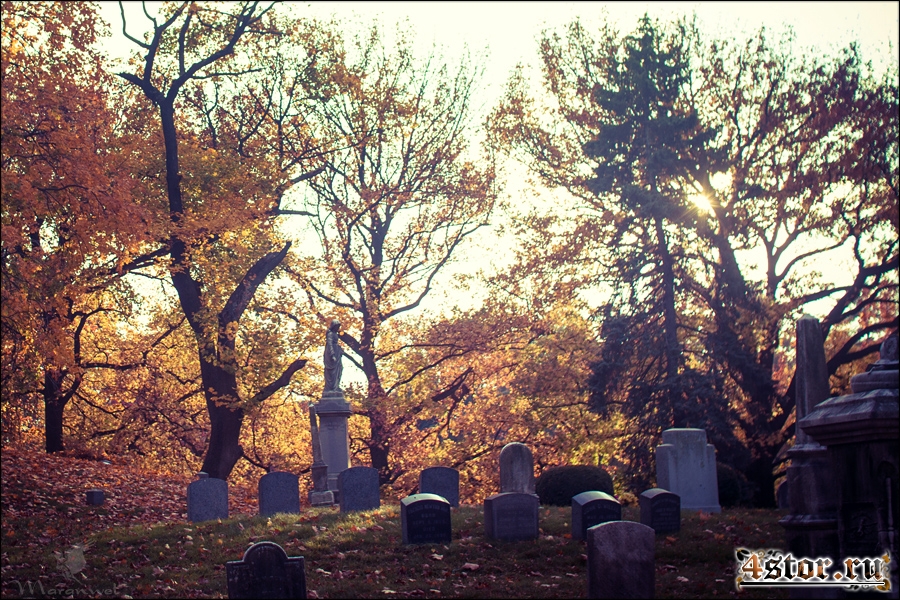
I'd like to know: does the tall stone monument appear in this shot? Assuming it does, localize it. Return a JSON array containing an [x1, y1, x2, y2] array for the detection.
[[800, 332, 899, 596], [778, 315, 840, 598], [315, 320, 352, 492]]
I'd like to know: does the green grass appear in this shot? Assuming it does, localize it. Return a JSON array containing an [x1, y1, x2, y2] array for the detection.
[[2, 500, 789, 598]]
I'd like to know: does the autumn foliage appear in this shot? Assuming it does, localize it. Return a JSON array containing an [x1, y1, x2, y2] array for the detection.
[[2, 3, 897, 509]]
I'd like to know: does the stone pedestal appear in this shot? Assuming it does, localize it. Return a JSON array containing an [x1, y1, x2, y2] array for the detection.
[[314, 391, 352, 492], [800, 334, 899, 599], [656, 428, 721, 513]]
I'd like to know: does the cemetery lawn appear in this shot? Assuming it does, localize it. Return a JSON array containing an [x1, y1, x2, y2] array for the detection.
[[2, 447, 788, 599]]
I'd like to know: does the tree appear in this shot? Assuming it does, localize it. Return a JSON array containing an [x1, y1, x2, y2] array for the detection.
[[283, 22, 498, 484], [489, 16, 898, 503], [114, 1, 325, 479], [1, 1, 165, 452]]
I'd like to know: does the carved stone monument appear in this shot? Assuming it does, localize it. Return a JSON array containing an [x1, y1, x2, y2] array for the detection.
[[778, 316, 840, 598], [800, 332, 899, 595], [315, 320, 351, 492]]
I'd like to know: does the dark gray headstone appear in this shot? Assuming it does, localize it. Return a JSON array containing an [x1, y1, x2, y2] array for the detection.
[[499, 442, 535, 494], [187, 478, 228, 523], [572, 491, 621, 541], [587, 521, 655, 599], [86, 489, 104, 506], [639, 488, 680, 534], [419, 467, 460, 508], [226, 541, 306, 599], [483, 492, 539, 541], [401, 493, 452, 545], [338, 466, 380, 513], [258, 472, 301, 517]]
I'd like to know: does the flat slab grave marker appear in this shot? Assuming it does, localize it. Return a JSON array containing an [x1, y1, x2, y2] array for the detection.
[[655, 428, 721, 513], [187, 477, 228, 523], [640, 488, 681, 534], [401, 494, 452, 545], [484, 492, 539, 541], [338, 466, 380, 513], [258, 472, 301, 517], [419, 466, 460, 508], [499, 442, 535, 494], [572, 491, 621, 541], [85, 489, 105, 506], [226, 541, 306, 599], [587, 521, 655, 599]]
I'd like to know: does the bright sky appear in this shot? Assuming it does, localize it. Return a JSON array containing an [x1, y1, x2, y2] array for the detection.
[[296, 2, 899, 103], [99, 2, 897, 383]]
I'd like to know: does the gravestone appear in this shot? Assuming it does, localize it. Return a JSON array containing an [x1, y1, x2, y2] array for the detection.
[[639, 488, 680, 534], [85, 489, 104, 506], [655, 428, 721, 513], [572, 491, 621, 541], [258, 472, 301, 517], [499, 442, 535, 494], [587, 521, 655, 599], [400, 494, 452, 545], [338, 466, 380, 513], [187, 477, 228, 523], [225, 541, 306, 599], [483, 492, 539, 541], [419, 467, 460, 508]]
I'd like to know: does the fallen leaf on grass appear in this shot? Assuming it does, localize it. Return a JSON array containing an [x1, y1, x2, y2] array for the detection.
[[677, 576, 690, 582], [431, 554, 443, 561], [462, 563, 479, 571]]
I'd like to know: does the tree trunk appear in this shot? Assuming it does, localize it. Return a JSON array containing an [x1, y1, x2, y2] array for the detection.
[[43, 371, 65, 453], [654, 215, 683, 427], [367, 407, 393, 485], [197, 359, 245, 479]]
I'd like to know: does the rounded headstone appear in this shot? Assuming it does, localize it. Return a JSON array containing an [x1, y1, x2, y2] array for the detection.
[[258, 471, 301, 517], [419, 466, 460, 507], [499, 442, 535, 494], [338, 466, 380, 513], [401, 493, 452, 544]]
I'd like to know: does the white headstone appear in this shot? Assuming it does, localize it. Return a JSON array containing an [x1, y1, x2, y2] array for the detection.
[[499, 442, 535, 494], [656, 428, 721, 513]]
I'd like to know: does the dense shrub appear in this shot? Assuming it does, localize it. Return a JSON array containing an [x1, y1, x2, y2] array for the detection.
[[536, 465, 614, 506], [717, 463, 754, 507]]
